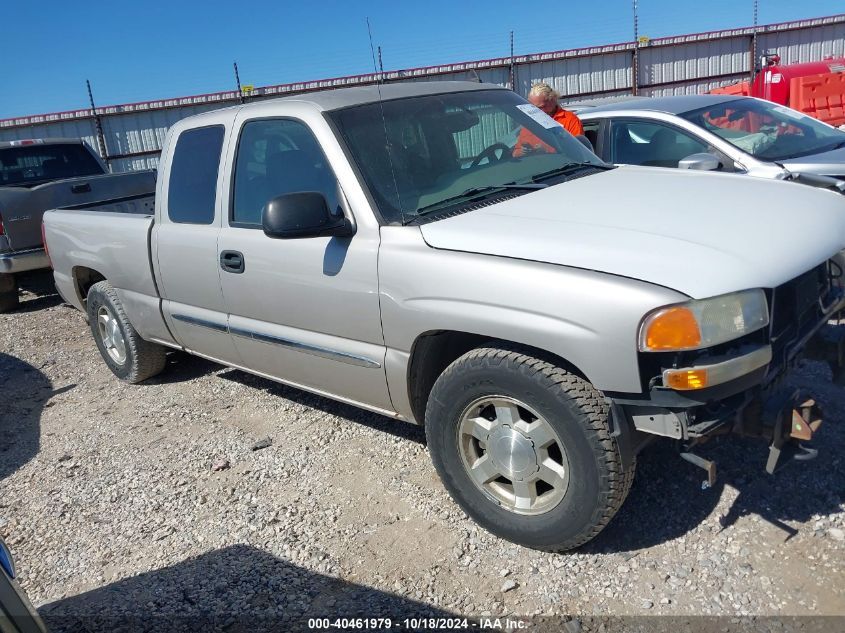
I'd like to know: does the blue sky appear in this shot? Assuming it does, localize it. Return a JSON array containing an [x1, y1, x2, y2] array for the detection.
[[1, 0, 842, 119]]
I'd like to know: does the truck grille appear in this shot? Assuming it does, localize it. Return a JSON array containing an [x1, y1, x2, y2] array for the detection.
[[768, 262, 831, 374]]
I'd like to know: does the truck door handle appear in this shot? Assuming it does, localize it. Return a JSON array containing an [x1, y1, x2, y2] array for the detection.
[[219, 250, 245, 274], [71, 183, 92, 194]]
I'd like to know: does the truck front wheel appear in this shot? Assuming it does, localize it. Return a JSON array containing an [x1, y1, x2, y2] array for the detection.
[[86, 281, 167, 383], [425, 345, 634, 551], [0, 273, 19, 312]]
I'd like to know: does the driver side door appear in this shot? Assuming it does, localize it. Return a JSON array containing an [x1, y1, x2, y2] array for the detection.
[[217, 115, 393, 412]]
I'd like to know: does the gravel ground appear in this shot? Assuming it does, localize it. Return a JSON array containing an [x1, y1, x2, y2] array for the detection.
[[1, 272, 844, 632]]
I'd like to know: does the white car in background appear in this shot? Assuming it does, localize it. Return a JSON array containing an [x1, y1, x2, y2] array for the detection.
[[573, 94, 845, 192]]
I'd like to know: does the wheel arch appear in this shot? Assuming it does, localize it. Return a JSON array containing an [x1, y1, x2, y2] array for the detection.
[[72, 266, 107, 310], [406, 329, 591, 426]]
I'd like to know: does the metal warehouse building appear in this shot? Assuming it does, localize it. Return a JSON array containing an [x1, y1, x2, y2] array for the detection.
[[2, 13, 843, 173]]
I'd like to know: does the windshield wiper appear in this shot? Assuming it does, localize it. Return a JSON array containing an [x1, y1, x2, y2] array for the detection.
[[531, 162, 611, 183], [407, 183, 548, 223]]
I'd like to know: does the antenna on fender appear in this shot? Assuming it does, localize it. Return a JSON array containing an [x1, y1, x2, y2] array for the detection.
[[365, 17, 405, 224]]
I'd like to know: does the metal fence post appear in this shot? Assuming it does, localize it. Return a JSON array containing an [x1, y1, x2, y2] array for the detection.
[[750, 0, 759, 83], [234, 62, 245, 104], [86, 80, 109, 167], [632, 0, 640, 95], [509, 31, 516, 91]]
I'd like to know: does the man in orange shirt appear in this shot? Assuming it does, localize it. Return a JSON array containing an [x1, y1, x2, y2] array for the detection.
[[514, 82, 584, 157]]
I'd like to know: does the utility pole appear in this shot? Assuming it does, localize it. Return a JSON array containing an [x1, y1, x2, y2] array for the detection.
[[86, 80, 109, 165], [509, 30, 515, 91], [632, 0, 640, 95], [233, 61, 245, 104], [377, 46, 384, 74]]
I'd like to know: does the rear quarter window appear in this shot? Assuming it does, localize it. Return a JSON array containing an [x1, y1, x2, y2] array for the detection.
[[167, 125, 225, 224]]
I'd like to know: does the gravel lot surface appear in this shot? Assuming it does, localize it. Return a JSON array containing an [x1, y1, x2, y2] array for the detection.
[[1, 272, 844, 631]]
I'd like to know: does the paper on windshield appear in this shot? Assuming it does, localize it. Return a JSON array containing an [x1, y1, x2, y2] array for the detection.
[[730, 132, 775, 155], [516, 104, 560, 129]]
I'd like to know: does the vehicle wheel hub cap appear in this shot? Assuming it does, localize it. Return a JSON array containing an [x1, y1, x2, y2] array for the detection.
[[457, 396, 570, 516], [488, 427, 538, 481], [97, 306, 127, 365]]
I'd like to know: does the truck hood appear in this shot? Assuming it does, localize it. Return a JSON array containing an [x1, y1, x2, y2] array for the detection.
[[780, 144, 845, 176], [419, 166, 845, 299]]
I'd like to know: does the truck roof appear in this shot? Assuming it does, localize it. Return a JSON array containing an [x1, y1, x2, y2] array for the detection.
[[274, 80, 507, 111], [183, 81, 508, 126]]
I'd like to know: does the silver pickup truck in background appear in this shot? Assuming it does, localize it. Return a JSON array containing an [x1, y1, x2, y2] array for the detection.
[[43, 82, 845, 551], [0, 139, 155, 311]]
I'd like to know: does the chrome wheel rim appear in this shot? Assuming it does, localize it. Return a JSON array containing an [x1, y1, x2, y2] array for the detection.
[[97, 306, 127, 365], [457, 396, 569, 516]]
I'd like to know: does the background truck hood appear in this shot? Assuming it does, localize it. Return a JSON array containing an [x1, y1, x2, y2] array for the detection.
[[419, 166, 845, 299], [780, 144, 845, 177]]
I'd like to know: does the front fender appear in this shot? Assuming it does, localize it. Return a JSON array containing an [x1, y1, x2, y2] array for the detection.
[[378, 227, 687, 419]]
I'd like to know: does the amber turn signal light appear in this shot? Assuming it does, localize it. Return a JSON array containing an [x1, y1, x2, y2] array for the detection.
[[642, 307, 702, 351], [664, 368, 709, 390]]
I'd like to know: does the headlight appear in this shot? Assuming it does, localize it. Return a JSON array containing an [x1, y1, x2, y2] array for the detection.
[[638, 289, 769, 352]]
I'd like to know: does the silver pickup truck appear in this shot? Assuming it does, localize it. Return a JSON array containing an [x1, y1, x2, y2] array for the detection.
[[43, 82, 845, 551], [0, 138, 155, 311]]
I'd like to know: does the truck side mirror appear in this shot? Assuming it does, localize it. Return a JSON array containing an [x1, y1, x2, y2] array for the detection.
[[678, 153, 722, 171], [262, 192, 355, 239]]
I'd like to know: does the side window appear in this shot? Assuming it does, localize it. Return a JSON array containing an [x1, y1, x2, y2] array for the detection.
[[167, 125, 225, 224], [580, 121, 601, 156], [232, 119, 339, 226], [610, 120, 708, 168]]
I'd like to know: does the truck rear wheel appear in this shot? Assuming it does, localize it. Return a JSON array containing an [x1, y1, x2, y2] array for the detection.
[[0, 274, 19, 313], [425, 345, 634, 552], [86, 281, 166, 383]]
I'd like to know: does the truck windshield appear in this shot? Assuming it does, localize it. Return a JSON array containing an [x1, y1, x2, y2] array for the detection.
[[0, 143, 104, 187], [330, 90, 606, 223], [680, 98, 845, 162]]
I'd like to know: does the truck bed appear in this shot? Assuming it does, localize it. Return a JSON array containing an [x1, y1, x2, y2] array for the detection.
[[57, 192, 155, 216], [43, 197, 158, 315]]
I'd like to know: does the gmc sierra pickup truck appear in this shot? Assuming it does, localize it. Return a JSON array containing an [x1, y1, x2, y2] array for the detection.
[[0, 138, 155, 311], [43, 82, 845, 551]]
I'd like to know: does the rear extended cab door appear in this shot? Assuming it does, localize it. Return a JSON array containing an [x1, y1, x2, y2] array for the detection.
[[215, 101, 393, 412], [152, 111, 242, 366]]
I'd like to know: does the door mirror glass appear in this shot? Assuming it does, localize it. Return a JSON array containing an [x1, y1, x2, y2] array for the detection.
[[262, 192, 354, 239], [678, 152, 722, 171]]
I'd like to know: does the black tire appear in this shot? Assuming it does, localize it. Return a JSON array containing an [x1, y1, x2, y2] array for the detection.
[[425, 345, 635, 552], [86, 281, 167, 383], [0, 273, 19, 313]]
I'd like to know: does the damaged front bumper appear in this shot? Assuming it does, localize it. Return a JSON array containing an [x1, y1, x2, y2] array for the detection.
[[609, 373, 829, 484], [608, 270, 843, 481]]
